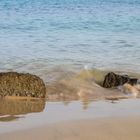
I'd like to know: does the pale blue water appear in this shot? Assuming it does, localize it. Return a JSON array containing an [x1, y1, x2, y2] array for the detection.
[[0, 0, 140, 75]]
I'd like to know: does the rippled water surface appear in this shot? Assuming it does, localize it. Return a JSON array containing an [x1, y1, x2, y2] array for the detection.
[[0, 0, 140, 75]]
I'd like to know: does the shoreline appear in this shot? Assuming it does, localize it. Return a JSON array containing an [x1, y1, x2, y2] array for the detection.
[[0, 116, 140, 140], [1, 98, 140, 136]]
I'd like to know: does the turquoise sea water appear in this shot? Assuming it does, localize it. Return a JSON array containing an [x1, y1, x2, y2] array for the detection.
[[0, 0, 140, 75]]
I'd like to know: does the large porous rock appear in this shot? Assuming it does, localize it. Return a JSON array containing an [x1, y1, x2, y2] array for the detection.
[[0, 72, 46, 98], [103, 72, 138, 88]]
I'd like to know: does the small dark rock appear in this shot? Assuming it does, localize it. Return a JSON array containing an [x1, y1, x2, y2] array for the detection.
[[128, 78, 138, 85], [103, 72, 138, 88], [0, 72, 46, 98]]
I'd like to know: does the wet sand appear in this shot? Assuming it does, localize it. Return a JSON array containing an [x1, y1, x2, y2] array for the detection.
[[0, 116, 140, 140]]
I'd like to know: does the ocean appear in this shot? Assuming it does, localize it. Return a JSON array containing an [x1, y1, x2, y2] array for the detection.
[[0, 0, 140, 80], [1, 1, 140, 134]]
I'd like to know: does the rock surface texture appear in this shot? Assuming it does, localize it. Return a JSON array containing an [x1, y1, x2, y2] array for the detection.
[[103, 72, 138, 88], [0, 72, 46, 98]]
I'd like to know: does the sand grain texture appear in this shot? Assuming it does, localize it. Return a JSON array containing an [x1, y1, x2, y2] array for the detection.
[[0, 117, 140, 140]]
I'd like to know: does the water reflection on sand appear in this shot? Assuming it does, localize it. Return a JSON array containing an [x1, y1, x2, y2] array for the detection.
[[0, 98, 46, 122], [0, 91, 134, 122], [1, 96, 140, 134]]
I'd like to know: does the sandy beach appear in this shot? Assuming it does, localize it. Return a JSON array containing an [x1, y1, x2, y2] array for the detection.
[[0, 116, 140, 140]]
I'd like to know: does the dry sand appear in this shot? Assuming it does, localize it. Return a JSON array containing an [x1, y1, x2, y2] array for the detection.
[[0, 116, 140, 140]]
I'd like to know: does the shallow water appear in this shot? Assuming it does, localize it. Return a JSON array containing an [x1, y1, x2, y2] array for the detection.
[[0, 0, 140, 75], [1, 98, 140, 134]]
